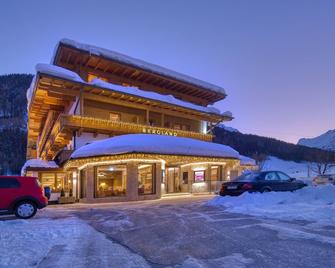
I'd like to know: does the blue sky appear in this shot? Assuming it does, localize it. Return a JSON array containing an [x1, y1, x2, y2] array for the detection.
[[1, 0, 335, 143]]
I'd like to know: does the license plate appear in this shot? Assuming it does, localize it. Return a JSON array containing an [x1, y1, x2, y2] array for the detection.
[[227, 185, 238, 190]]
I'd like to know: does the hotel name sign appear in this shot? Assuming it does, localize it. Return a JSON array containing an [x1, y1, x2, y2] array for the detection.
[[142, 127, 178, 136]]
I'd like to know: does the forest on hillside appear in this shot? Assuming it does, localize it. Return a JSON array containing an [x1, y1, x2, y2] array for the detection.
[[213, 127, 335, 163], [0, 74, 33, 174]]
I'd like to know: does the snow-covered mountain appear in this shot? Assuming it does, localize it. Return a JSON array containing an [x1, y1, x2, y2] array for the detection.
[[298, 130, 335, 151], [216, 123, 240, 133]]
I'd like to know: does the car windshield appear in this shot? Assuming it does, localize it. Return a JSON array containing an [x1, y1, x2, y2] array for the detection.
[[233, 172, 260, 182]]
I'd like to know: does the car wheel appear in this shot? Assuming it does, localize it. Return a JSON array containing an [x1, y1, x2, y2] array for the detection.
[[15, 201, 37, 219], [261, 188, 271, 193]]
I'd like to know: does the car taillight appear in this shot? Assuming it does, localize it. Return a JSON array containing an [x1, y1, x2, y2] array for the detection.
[[242, 183, 253, 190], [220, 184, 225, 191]]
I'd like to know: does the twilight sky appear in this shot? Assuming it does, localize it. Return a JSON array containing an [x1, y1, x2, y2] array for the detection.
[[1, 0, 335, 143]]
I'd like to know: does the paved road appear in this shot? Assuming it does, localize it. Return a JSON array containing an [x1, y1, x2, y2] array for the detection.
[[23, 195, 335, 267], [48, 195, 335, 268]]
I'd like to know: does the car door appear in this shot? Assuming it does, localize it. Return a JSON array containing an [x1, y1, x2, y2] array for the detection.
[[263, 172, 281, 191], [276, 172, 293, 191], [0, 178, 20, 211]]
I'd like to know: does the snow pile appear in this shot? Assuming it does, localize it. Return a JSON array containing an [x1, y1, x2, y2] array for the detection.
[[70, 134, 240, 159], [208, 185, 335, 226], [53, 38, 226, 96], [0, 217, 149, 267], [262, 156, 317, 180], [21, 158, 59, 175], [298, 129, 335, 152]]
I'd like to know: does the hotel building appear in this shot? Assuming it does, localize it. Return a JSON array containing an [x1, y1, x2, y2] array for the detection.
[[22, 39, 254, 203]]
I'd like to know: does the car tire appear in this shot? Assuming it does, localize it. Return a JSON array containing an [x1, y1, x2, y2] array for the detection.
[[14, 201, 37, 219], [261, 187, 271, 193]]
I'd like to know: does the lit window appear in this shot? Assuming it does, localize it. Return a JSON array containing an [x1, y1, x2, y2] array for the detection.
[[138, 164, 155, 195], [87, 73, 108, 82], [96, 165, 127, 197], [174, 124, 181, 130]]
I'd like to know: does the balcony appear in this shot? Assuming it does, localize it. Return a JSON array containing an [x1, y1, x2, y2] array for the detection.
[[39, 114, 213, 160]]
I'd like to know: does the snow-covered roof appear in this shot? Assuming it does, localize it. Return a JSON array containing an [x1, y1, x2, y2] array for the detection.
[[28, 63, 232, 118], [239, 155, 257, 166], [21, 159, 59, 175], [70, 134, 240, 160], [53, 38, 226, 96]]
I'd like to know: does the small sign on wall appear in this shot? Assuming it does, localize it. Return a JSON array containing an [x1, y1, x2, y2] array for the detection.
[[194, 170, 205, 182]]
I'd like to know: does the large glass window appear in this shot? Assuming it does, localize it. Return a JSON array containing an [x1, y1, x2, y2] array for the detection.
[[96, 165, 127, 197], [40, 173, 66, 193], [138, 164, 155, 195]]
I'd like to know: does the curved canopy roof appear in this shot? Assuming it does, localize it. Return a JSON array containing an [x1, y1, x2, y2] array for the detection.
[[70, 134, 240, 160]]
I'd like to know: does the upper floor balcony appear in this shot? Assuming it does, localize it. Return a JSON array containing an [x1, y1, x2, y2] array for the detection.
[[38, 114, 213, 160]]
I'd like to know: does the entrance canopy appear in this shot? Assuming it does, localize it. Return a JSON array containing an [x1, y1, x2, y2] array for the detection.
[[70, 134, 240, 160]]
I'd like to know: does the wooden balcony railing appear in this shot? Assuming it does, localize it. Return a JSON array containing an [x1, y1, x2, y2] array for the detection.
[[39, 114, 213, 159]]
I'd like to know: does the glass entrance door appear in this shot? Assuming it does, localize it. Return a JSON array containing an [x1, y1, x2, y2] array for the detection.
[[167, 167, 180, 193]]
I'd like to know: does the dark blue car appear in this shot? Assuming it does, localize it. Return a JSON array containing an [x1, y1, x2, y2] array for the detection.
[[220, 171, 307, 196]]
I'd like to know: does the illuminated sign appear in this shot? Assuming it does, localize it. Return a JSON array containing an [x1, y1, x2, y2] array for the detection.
[[194, 170, 205, 182], [142, 128, 177, 136]]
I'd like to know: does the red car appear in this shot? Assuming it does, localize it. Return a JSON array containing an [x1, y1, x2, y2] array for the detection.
[[0, 176, 48, 219]]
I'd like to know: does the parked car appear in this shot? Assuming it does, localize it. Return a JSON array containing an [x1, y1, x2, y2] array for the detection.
[[220, 171, 307, 196], [312, 174, 335, 186], [0, 176, 48, 219]]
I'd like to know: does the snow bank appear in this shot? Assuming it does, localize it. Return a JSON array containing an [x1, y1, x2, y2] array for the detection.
[[53, 38, 226, 96], [0, 217, 149, 267], [208, 185, 335, 226], [71, 134, 240, 159], [21, 158, 59, 175]]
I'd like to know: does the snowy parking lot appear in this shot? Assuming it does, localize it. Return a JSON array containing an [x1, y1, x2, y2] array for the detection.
[[1, 190, 335, 268]]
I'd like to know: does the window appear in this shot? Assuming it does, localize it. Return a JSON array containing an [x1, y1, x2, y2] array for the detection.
[[182, 172, 188, 184], [174, 124, 181, 130], [87, 73, 108, 82], [110, 113, 121, 121], [194, 170, 205, 182], [277, 172, 291, 181], [138, 164, 155, 195], [96, 165, 127, 197], [211, 166, 219, 181], [264, 172, 278, 181], [0, 178, 20, 188]]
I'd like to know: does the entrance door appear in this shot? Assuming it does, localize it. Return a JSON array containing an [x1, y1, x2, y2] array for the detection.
[[167, 167, 180, 193]]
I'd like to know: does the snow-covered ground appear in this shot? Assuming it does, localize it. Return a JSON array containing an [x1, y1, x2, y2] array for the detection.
[[208, 185, 335, 227], [0, 216, 149, 268], [262, 156, 311, 179]]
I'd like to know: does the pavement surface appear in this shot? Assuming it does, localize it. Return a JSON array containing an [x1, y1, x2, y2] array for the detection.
[[2, 195, 335, 267]]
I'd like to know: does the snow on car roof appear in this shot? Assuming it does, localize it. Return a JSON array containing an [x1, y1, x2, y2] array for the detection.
[[70, 134, 240, 159]]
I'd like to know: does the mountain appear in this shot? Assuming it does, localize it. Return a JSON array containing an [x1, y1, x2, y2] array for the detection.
[[0, 74, 33, 175], [298, 130, 335, 151], [213, 127, 335, 163]]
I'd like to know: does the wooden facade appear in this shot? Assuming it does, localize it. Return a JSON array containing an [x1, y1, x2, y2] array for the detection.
[[25, 40, 239, 203]]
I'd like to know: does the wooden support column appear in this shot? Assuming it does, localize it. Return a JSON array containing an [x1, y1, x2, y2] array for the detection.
[[126, 162, 139, 201], [155, 163, 162, 198], [146, 109, 150, 125], [86, 167, 95, 200], [79, 89, 84, 116]]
